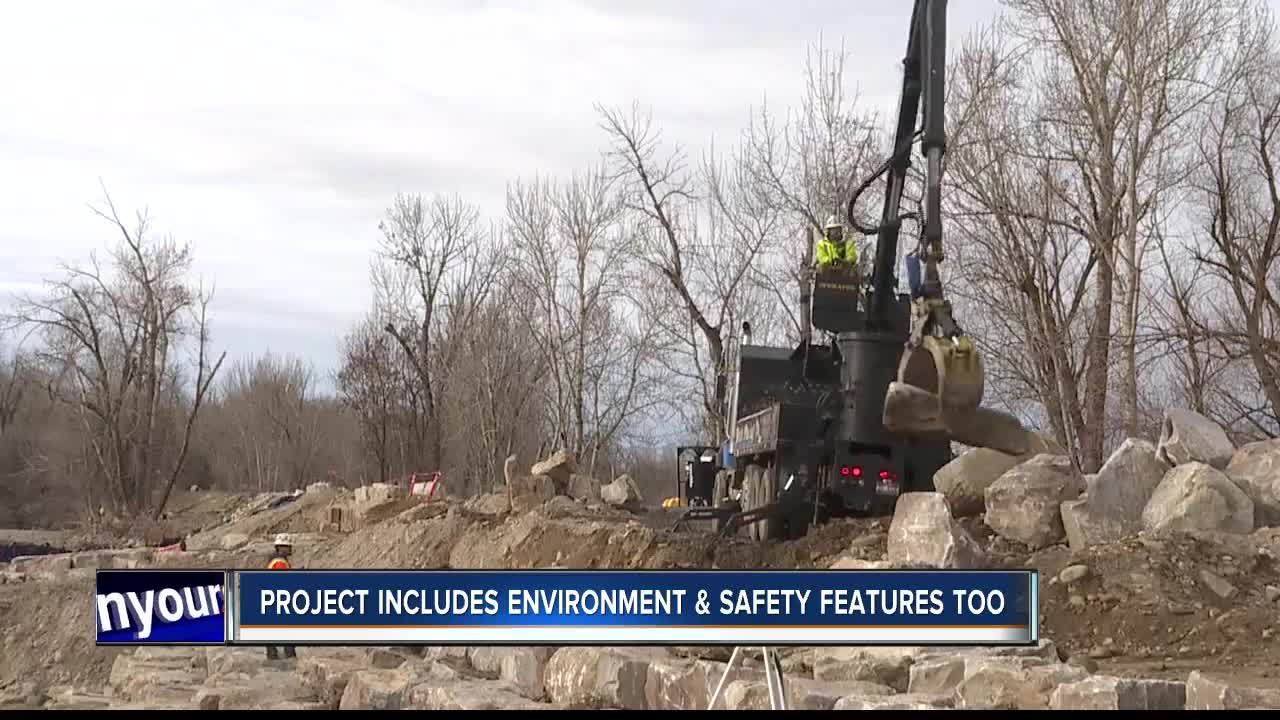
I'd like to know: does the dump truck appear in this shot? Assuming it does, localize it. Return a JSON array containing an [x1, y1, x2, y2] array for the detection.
[[674, 0, 1031, 541]]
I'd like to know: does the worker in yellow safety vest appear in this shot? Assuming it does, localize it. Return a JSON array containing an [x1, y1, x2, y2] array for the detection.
[[265, 534, 297, 661], [816, 215, 857, 272]]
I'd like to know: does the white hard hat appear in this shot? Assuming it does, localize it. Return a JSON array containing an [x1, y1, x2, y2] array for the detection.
[[273, 533, 293, 547], [825, 214, 843, 230]]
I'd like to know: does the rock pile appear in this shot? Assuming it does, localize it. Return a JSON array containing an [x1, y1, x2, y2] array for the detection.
[[506, 450, 625, 513], [923, 407, 1275, 555], [54, 634, 1279, 711]]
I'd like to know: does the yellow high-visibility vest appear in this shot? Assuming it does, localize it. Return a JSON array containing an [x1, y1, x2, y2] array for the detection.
[[817, 235, 857, 268]]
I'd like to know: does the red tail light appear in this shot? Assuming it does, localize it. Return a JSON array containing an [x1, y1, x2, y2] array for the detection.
[[839, 466, 864, 478]]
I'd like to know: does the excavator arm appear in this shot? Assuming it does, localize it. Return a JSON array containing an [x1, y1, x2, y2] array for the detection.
[[851, 0, 984, 419]]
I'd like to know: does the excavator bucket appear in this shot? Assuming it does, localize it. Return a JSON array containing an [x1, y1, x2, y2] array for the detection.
[[896, 335, 985, 415], [885, 338, 1052, 457]]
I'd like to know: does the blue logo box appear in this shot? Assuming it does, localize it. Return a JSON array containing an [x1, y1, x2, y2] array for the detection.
[[95, 569, 228, 645]]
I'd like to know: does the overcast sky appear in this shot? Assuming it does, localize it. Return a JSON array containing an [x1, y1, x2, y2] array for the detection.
[[0, 0, 1003, 384]]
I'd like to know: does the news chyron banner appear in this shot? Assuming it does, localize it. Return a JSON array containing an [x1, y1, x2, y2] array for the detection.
[[97, 569, 1038, 647]]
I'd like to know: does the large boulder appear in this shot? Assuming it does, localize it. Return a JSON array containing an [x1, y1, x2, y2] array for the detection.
[[467, 647, 553, 700], [354, 482, 405, 505], [1050, 676, 1186, 710], [646, 659, 717, 710], [509, 475, 556, 513], [647, 658, 768, 710], [723, 678, 895, 711], [196, 670, 316, 710], [882, 381, 1056, 456], [1157, 408, 1234, 469], [1061, 439, 1169, 549], [812, 646, 927, 691], [567, 474, 603, 503], [502, 648, 554, 700], [531, 449, 576, 494], [296, 649, 370, 707], [1142, 463, 1254, 535], [956, 659, 1089, 710], [338, 668, 415, 710], [1186, 670, 1280, 709], [887, 493, 985, 569], [109, 648, 208, 706], [601, 475, 644, 508], [933, 448, 1023, 517], [544, 647, 665, 709], [407, 680, 553, 710], [833, 693, 955, 710], [1225, 439, 1280, 527], [206, 647, 273, 677], [908, 656, 967, 696], [984, 454, 1083, 549]]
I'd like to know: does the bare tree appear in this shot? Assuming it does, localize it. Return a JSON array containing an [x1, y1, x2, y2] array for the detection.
[[506, 166, 665, 473], [6, 191, 224, 518], [0, 333, 28, 440], [337, 313, 402, 484], [1182, 12, 1280, 434], [375, 193, 482, 472], [598, 103, 780, 438], [437, 287, 547, 491], [944, 1, 1245, 468], [213, 352, 319, 491]]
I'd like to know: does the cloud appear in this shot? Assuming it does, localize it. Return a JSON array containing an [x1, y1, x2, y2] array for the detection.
[[0, 0, 1003, 376]]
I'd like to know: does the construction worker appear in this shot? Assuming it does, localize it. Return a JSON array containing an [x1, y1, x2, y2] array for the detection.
[[265, 534, 297, 661], [816, 215, 857, 273]]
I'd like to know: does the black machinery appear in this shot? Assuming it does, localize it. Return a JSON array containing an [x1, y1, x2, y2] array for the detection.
[[675, 445, 720, 507], [673, 0, 984, 541]]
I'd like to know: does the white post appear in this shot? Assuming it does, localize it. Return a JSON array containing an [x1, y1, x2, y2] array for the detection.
[[707, 646, 742, 710]]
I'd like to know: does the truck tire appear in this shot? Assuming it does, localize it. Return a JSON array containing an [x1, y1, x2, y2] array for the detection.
[[711, 471, 730, 534], [742, 464, 764, 541], [757, 464, 780, 541]]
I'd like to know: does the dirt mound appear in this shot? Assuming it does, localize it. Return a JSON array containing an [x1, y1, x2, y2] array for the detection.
[[307, 509, 470, 570], [1024, 531, 1280, 677], [305, 497, 885, 574], [355, 497, 423, 527], [184, 492, 332, 552], [159, 490, 262, 536], [0, 577, 123, 691]]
